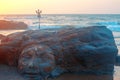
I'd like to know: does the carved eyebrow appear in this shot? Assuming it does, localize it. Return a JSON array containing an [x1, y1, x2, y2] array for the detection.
[[34, 46, 45, 55], [22, 46, 49, 56], [21, 47, 36, 56]]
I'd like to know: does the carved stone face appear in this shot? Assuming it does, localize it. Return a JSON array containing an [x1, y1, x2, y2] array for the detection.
[[18, 44, 55, 80]]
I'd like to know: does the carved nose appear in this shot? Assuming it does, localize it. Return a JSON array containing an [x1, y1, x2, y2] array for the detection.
[[28, 61, 34, 69]]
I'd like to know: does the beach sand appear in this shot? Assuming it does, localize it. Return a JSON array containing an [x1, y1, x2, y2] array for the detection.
[[0, 64, 119, 80]]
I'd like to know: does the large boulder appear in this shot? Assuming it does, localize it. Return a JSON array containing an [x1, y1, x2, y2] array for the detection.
[[0, 26, 118, 80], [0, 20, 27, 30]]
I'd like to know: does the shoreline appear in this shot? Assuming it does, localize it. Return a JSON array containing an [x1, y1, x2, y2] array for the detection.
[[0, 30, 25, 36]]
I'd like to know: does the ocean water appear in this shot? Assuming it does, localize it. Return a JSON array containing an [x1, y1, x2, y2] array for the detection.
[[0, 14, 120, 30]]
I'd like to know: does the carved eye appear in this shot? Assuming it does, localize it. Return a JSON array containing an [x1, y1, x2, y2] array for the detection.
[[25, 54, 31, 59], [22, 52, 32, 59]]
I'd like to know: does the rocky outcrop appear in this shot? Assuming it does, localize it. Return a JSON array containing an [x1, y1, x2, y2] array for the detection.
[[0, 26, 118, 80], [0, 20, 27, 30]]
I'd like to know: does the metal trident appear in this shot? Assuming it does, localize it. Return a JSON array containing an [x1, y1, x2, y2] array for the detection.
[[36, 9, 42, 30]]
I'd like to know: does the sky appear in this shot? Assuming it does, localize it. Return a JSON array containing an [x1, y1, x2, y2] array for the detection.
[[0, 0, 120, 14]]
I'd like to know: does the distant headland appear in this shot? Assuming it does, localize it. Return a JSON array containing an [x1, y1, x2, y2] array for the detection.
[[0, 20, 28, 30]]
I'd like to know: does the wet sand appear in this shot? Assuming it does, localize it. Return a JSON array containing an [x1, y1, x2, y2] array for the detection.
[[0, 64, 120, 80], [0, 65, 25, 80]]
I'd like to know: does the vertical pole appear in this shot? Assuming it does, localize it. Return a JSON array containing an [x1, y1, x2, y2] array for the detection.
[[36, 9, 42, 30], [38, 16, 40, 29]]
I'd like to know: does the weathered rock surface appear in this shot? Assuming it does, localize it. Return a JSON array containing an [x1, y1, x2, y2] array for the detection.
[[0, 26, 118, 80], [115, 55, 120, 66], [0, 20, 27, 30], [0, 34, 5, 40]]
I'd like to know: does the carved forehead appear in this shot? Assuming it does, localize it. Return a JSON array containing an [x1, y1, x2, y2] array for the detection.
[[21, 44, 53, 55]]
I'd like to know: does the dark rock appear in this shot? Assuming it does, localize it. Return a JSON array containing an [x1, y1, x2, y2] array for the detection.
[[0, 20, 27, 30], [0, 26, 118, 80], [0, 45, 18, 66], [0, 34, 5, 40], [115, 55, 120, 66]]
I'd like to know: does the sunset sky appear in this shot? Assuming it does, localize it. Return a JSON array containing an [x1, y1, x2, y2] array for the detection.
[[0, 0, 120, 14]]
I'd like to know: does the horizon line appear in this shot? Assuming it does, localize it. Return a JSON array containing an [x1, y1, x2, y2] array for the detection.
[[0, 13, 120, 16]]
